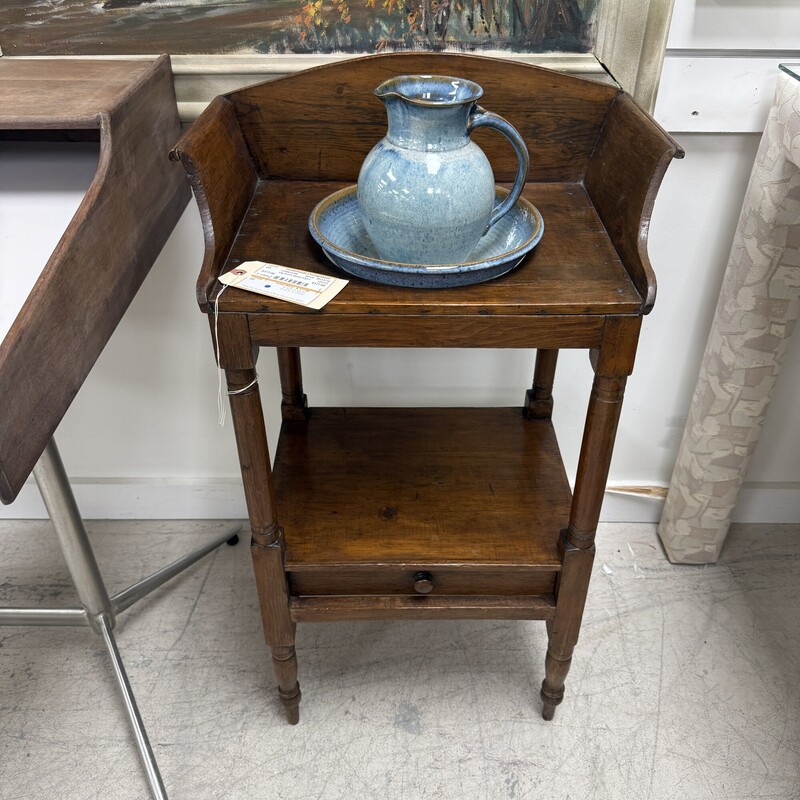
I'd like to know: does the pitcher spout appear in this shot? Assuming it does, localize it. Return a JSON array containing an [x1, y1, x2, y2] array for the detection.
[[376, 74, 481, 152]]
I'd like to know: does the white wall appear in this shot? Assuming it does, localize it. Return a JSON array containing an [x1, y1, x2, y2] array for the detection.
[[2, 0, 799, 520]]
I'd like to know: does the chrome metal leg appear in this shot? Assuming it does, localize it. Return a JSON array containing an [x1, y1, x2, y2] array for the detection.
[[112, 526, 240, 615], [32, 439, 112, 629], [0, 436, 242, 800], [0, 607, 87, 626], [98, 613, 167, 800]]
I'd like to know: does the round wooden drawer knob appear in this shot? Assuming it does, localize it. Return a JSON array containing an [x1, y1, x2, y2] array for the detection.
[[413, 572, 434, 594]]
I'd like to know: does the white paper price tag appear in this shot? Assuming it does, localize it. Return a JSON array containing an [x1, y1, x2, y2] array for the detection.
[[219, 261, 348, 309]]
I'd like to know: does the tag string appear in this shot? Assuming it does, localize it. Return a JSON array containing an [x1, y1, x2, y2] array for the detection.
[[214, 284, 228, 426], [228, 374, 259, 395], [214, 283, 260, 426]]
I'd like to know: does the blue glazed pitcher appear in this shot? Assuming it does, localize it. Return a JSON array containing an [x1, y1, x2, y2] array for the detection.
[[357, 74, 530, 265]]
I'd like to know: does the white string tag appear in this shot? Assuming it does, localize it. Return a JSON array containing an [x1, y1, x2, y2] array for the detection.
[[212, 262, 344, 426], [214, 283, 228, 426], [218, 261, 348, 309], [213, 288, 259, 426]]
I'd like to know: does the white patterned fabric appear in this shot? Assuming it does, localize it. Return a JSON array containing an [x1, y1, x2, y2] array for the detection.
[[658, 69, 800, 564]]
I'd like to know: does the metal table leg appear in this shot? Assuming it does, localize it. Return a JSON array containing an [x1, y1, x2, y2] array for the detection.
[[0, 438, 241, 799]]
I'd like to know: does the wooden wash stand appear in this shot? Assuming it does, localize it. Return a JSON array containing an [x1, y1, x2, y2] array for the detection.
[[172, 53, 683, 724]]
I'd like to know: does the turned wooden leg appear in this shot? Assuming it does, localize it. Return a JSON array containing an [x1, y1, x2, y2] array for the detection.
[[272, 645, 302, 724], [541, 646, 568, 720], [251, 534, 302, 725], [525, 349, 559, 419], [541, 537, 595, 720], [226, 363, 302, 724], [542, 371, 627, 720], [541, 641, 569, 719], [277, 347, 309, 421]]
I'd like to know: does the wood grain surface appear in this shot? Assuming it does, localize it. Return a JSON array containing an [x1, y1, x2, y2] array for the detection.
[[274, 407, 570, 570], [174, 52, 682, 318], [289, 594, 557, 622], [169, 96, 258, 307], [216, 180, 643, 317], [584, 92, 684, 313], [0, 59, 156, 127], [288, 567, 557, 598], [0, 56, 189, 504], [230, 52, 618, 183]]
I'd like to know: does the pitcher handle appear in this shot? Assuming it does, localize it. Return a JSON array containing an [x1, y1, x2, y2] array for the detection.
[[467, 105, 530, 234]]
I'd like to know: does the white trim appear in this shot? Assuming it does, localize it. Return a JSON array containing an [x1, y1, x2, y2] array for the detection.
[[0, 52, 607, 72], [0, 478, 248, 521], [170, 52, 609, 75], [601, 482, 800, 525], [594, 0, 676, 112]]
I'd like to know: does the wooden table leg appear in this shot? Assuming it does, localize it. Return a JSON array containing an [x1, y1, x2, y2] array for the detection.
[[541, 373, 627, 719], [540, 535, 595, 720], [277, 347, 308, 421], [221, 329, 301, 724], [541, 319, 638, 720], [525, 349, 559, 419]]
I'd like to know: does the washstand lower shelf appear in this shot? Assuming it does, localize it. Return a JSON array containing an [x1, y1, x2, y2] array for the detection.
[[272, 407, 573, 622]]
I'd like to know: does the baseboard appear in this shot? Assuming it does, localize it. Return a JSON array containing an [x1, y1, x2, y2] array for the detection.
[[600, 482, 800, 524], [0, 478, 248, 520], [1, 478, 798, 523]]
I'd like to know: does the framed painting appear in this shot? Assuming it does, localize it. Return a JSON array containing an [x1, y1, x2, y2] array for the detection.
[[0, 0, 675, 119]]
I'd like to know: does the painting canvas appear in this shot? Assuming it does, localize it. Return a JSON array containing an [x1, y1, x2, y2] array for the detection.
[[1, 0, 599, 56]]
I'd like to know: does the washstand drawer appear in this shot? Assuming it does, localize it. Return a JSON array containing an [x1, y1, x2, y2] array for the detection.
[[288, 567, 557, 597]]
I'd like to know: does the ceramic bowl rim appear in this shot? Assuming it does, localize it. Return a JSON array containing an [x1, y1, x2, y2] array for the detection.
[[308, 184, 544, 274]]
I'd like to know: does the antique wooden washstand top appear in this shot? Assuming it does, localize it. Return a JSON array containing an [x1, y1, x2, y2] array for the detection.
[[172, 52, 682, 724]]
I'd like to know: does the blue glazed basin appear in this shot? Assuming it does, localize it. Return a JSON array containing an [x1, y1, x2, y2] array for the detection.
[[309, 185, 544, 289]]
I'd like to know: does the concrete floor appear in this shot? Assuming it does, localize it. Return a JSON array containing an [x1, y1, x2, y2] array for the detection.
[[0, 520, 798, 800]]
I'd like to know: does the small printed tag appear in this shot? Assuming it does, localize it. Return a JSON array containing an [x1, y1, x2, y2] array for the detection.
[[219, 261, 348, 309]]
